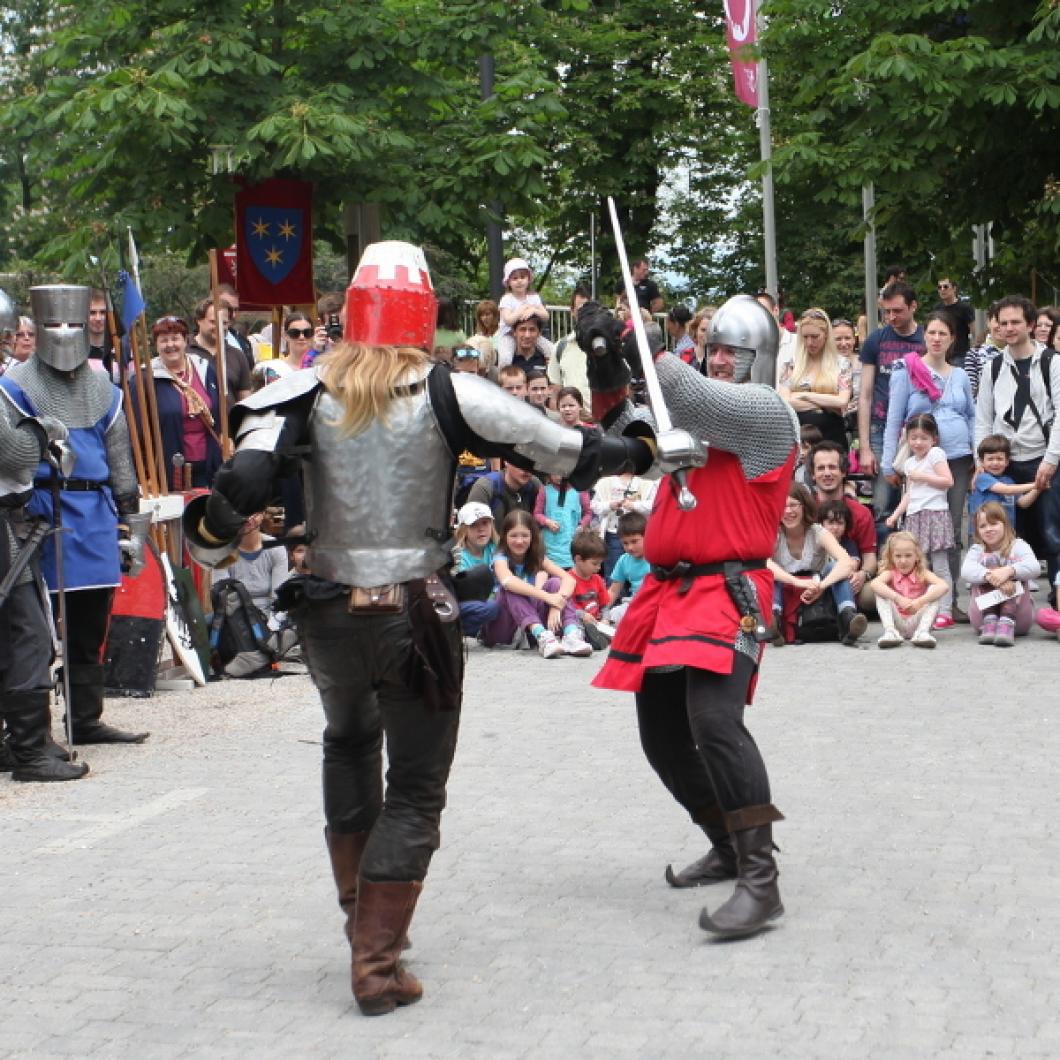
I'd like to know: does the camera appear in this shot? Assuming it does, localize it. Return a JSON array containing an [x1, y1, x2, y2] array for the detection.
[[326, 313, 343, 342]]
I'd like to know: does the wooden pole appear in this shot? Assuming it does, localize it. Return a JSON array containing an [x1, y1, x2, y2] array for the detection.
[[272, 305, 283, 365], [105, 295, 150, 495], [209, 250, 230, 456], [132, 315, 168, 495]]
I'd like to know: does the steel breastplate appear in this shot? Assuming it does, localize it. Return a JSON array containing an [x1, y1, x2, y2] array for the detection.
[[305, 387, 454, 586]]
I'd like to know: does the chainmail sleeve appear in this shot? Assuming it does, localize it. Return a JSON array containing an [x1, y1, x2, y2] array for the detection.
[[105, 408, 139, 503], [655, 354, 799, 479], [0, 395, 46, 476]]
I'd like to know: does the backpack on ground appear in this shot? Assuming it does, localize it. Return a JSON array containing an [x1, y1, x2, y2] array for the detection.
[[209, 578, 276, 678], [796, 589, 840, 643]]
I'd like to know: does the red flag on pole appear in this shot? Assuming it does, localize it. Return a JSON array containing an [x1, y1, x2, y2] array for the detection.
[[234, 178, 315, 307], [723, 0, 759, 108]]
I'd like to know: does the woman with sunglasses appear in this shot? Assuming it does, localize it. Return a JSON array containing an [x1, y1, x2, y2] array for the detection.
[[10, 317, 35, 364], [132, 315, 222, 489], [778, 308, 853, 450], [255, 312, 320, 386]]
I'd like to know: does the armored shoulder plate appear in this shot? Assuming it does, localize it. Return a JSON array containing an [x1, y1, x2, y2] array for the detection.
[[229, 367, 322, 437]]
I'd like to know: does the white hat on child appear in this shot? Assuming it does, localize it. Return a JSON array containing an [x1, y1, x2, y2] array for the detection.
[[457, 501, 494, 527], [502, 257, 531, 285]]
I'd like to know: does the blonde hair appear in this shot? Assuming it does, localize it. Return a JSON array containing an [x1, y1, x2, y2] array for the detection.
[[879, 531, 928, 578], [317, 341, 429, 438], [454, 519, 498, 553], [791, 307, 841, 394], [973, 501, 1017, 557]]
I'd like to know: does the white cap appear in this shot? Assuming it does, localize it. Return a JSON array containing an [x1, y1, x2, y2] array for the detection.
[[457, 501, 493, 527], [503, 257, 531, 286]]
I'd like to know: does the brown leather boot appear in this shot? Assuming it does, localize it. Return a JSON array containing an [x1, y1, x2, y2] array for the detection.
[[665, 804, 737, 888], [324, 829, 369, 945], [352, 880, 423, 1016], [699, 804, 784, 939]]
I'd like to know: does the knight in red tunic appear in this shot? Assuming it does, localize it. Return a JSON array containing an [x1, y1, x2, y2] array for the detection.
[[579, 294, 798, 939]]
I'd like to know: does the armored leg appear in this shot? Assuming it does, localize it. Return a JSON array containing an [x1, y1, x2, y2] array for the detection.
[[636, 669, 736, 886]]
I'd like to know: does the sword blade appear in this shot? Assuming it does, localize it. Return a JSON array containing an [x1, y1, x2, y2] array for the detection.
[[607, 196, 674, 434]]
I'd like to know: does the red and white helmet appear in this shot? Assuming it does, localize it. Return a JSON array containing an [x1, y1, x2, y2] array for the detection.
[[344, 241, 436, 350]]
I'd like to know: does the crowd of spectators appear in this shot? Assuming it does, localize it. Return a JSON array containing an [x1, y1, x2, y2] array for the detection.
[[5, 256, 1058, 667]]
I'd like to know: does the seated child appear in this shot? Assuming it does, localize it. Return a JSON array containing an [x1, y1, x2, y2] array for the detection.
[[817, 498, 861, 563], [967, 434, 1040, 535], [568, 531, 610, 650], [870, 531, 948, 648], [961, 501, 1039, 647], [451, 501, 500, 638], [607, 511, 651, 626], [796, 424, 823, 488], [481, 510, 592, 658]]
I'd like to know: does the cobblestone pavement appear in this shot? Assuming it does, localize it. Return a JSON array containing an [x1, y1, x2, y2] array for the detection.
[[3, 616, 1060, 1059]]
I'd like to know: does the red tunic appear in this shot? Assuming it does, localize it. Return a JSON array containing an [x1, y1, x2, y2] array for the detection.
[[593, 448, 796, 693]]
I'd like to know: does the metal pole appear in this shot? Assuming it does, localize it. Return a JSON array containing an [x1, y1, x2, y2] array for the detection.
[[862, 182, 878, 332], [756, 37, 778, 297], [589, 212, 597, 301], [479, 54, 505, 300]]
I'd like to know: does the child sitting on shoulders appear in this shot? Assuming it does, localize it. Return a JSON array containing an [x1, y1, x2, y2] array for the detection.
[[607, 511, 651, 626], [481, 510, 592, 658], [967, 434, 1040, 535], [961, 501, 1039, 647], [870, 531, 949, 649], [534, 473, 592, 570], [451, 501, 500, 638], [496, 257, 552, 367], [568, 530, 610, 650]]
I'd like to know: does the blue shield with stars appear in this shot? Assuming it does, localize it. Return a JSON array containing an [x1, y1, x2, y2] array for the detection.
[[244, 207, 305, 285]]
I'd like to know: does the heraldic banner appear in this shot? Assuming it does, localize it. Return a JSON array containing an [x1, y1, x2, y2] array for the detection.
[[234, 178, 315, 307]]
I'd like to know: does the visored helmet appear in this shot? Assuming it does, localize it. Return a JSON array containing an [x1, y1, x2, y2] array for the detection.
[[30, 284, 91, 371], [707, 294, 779, 385], [344, 241, 436, 351]]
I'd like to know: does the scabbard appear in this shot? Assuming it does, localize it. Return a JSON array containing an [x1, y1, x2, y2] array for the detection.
[[0, 515, 49, 611]]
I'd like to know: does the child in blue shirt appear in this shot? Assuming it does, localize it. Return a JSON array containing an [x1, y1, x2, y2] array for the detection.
[[607, 511, 651, 625], [967, 434, 1040, 535]]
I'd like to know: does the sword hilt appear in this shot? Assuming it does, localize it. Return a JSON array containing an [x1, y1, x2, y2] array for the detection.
[[673, 470, 697, 511]]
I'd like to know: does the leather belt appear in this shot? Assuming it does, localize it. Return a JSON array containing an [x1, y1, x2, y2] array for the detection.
[[33, 478, 108, 492]]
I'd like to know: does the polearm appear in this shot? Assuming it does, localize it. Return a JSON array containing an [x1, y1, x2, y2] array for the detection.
[[101, 280, 152, 496], [208, 250, 230, 456], [606, 196, 703, 511]]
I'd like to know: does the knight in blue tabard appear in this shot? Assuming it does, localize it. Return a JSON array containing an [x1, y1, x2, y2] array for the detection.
[[0, 285, 148, 746]]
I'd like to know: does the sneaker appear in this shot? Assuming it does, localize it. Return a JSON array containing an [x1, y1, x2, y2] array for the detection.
[[977, 617, 998, 646], [840, 610, 868, 646], [912, 630, 937, 649], [993, 617, 1015, 648], [877, 630, 903, 649], [931, 614, 955, 631], [1036, 607, 1060, 634], [560, 629, 593, 657], [952, 603, 969, 624], [538, 631, 563, 659]]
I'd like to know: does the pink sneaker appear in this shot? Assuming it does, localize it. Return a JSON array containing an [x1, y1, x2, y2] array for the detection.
[[1036, 607, 1060, 633], [932, 614, 956, 631]]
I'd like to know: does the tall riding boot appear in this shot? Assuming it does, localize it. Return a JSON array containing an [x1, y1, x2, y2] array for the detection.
[[5, 691, 89, 783], [352, 879, 424, 1016], [699, 804, 784, 939], [665, 804, 738, 888], [324, 828, 370, 946], [68, 663, 149, 745]]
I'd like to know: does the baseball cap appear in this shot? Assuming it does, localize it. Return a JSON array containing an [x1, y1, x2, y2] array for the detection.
[[503, 257, 531, 285], [457, 501, 493, 527]]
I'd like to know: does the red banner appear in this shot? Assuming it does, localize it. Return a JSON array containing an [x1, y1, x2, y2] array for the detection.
[[723, 0, 759, 108], [234, 179, 315, 307]]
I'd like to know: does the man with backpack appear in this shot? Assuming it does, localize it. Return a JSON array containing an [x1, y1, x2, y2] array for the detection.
[[975, 294, 1060, 606], [466, 461, 540, 523]]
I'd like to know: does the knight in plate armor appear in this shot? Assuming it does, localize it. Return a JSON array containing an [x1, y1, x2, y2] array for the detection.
[[0, 285, 148, 748], [0, 287, 89, 782], [184, 241, 654, 1016], [577, 293, 799, 940]]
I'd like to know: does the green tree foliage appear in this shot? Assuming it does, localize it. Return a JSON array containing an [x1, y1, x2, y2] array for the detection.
[[763, 0, 1060, 300]]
